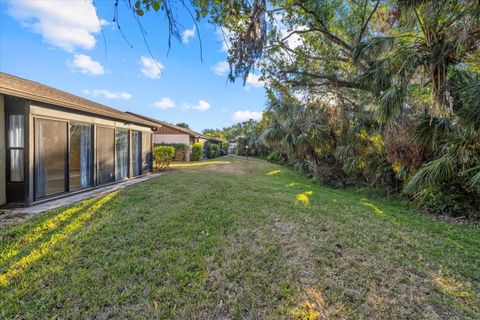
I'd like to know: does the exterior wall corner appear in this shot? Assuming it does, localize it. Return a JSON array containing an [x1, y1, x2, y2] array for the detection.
[[0, 95, 5, 206]]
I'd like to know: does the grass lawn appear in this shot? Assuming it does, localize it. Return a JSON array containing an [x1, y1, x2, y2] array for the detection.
[[0, 155, 479, 319]]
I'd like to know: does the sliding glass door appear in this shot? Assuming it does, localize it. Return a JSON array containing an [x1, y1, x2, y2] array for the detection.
[[142, 133, 152, 173], [35, 118, 68, 199], [70, 123, 92, 191], [96, 126, 115, 185], [32, 119, 151, 200], [131, 131, 142, 176], [115, 129, 129, 181]]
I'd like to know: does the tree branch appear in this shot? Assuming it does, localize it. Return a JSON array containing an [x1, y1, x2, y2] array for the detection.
[[293, 0, 352, 51]]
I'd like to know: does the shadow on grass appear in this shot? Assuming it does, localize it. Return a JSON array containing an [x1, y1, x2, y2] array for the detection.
[[0, 192, 117, 287], [0, 198, 100, 265]]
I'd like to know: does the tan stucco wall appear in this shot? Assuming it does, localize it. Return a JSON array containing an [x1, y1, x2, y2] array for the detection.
[[154, 134, 190, 145], [0, 95, 6, 205]]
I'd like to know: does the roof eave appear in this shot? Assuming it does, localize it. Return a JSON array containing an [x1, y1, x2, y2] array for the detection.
[[0, 87, 158, 128]]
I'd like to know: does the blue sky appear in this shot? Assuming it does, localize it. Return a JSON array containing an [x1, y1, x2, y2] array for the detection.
[[0, 0, 266, 132]]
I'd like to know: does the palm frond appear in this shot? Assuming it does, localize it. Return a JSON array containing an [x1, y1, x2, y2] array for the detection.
[[404, 155, 456, 194], [261, 122, 285, 143], [450, 69, 480, 128], [283, 132, 296, 150], [355, 60, 392, 94], [412, 115, 452, 150], [376, 86, 405, 123], [343, 156, 366, 173], [353, 36, 397, 64], [469, 169, 480, 188], [335, 145, 354, 161]]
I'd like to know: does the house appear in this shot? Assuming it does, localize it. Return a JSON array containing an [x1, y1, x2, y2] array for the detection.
[[0, 73, 158, 207], [200, 136, 224, 145], [228, 139, 238, 153], [127, 112, 202, 145], [126, 112, 223, 160]]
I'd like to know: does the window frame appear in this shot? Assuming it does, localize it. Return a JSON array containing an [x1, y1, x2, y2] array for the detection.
[[115, 128, 130, 181], [33, 117, 69, 200], [7, 114, 25, 183], [69, 122, 94, 191]]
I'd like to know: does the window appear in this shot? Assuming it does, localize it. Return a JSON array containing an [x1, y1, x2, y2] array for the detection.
[[142, 132, 152, 173], [8, 115, 24, 182], [35, 118, 67, 198], [96, 126, 115, 185], [115, 129, 129, 181], [70, 123, 92, 191], [131, 131, 142, 176]]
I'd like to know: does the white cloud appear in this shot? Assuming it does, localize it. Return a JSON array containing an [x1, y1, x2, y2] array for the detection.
[[192, 100, 210, 111], [7, 0, 102, 52], [212, 61, 229, 76], [181, 25, 196, 44], [153, 97, 176, 109], [83, 89, 131, 100], [99, 19, 111, 28], [140, 56, 164, 79], [69, 54, 104, 76], [183, 100, 211, 111], [246, 73, 264, 88], [232, 110, 263, 122]]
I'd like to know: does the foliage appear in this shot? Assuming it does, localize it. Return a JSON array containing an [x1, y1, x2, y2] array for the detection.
[[153, 145, 175, 171], [415, 184, 480, 218], [156, 143, 188, 161], [205, 142, 221, 159], [191, 142, 203, 161], [203, 118, 267, 142], [266, 151, 285, 164], [176, 122, 190, 129]]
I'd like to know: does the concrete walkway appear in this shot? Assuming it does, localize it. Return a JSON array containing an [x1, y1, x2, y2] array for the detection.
[[0, 172, 167, 228]]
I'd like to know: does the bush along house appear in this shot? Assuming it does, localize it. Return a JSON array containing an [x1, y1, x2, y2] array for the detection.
[[126, 112, 222, 161], [0, 72, 158, 207]]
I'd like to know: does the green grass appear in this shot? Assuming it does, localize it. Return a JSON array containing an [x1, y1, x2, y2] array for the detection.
[[0, 155, 479, 319]]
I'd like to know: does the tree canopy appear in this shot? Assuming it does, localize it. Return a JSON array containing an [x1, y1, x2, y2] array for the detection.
[[176, 122, 191, 129]]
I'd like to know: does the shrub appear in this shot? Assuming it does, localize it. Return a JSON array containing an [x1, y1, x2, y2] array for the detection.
[[266, 151, 285, 164], [153, 145, 175, 171], [413, 183, 480, 218], [203, 141, 211, 158], [191, 142, 203, 161], [155, 143, 188, 161], [207, 143, 220, 159]]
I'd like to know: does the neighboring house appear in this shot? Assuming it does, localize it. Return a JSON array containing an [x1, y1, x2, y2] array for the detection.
[[228, 139, 238, 153], [126, 112, 223, 160], [199, 136, 224, 145], [0, 73, 158, 207]]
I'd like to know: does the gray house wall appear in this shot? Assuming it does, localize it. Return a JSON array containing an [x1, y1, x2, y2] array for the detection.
[[0, 95, 5, 205]]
